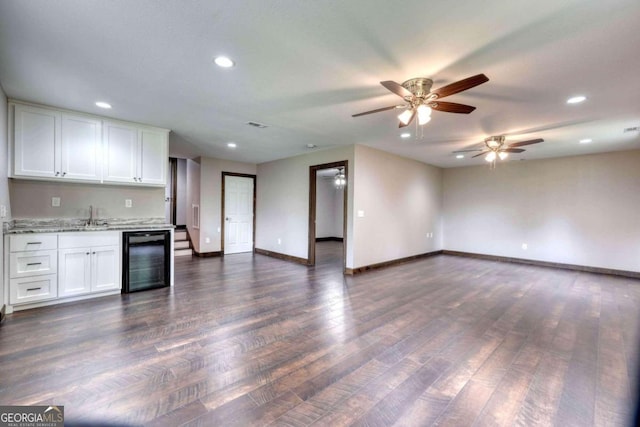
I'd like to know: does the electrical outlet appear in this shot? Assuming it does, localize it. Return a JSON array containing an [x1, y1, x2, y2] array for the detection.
[[125, 199, 132, 208], [357, 210, 365, 218], [217, 227, 221, 233], [277, 238, 282, 245], [51, 197, 61, 207], [0, 205, 6, 218], [205, 237, 210, 243], [522, 243, 528, 250]]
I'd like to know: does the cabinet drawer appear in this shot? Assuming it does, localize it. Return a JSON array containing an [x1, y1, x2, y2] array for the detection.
[[10, 274, 58, 305], [10, 250, 57, 278], [59, 231, 120, 249], [10, 234, 58, 252]]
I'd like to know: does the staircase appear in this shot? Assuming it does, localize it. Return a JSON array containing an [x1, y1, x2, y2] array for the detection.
[[174, 229, 193, 257]]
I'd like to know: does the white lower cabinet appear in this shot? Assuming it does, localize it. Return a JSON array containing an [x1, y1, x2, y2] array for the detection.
[[59, 245, 119, 297], [58, 232, 121, 297], [8, 233, 59, 305], [8, 231, 121, 308]]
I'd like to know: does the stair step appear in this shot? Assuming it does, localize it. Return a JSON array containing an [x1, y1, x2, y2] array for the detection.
[[175, 241, 190, 249], [174, 248, 193, 257], [174, 231, 187, 240]]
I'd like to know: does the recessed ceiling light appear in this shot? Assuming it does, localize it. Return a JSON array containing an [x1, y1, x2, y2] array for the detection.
[[95, 101, 112, 109], [566, 95, 586, 104], [227, 142, 237, 148], [306, 143, 317, 148], [214, 56, 235, 68], [400, 133, 411, 139], [456, 154, 464, 159], [579, 138, 592, 144]]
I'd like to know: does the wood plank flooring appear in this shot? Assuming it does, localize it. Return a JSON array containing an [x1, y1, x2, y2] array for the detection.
[[1, 242, 639, 426]]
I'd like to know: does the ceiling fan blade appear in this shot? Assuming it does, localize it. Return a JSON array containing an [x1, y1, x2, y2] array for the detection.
[[430, 101, 476, 114], [501, 148, 525, 153], [352, 105, 402, 117], [431, 74, 489, 99], [452, 148, 484, 153], [508, 138, 544, 148], [398, 109, 416, 128], [381, 80, 413, 99], [472, 151, 490, 158]]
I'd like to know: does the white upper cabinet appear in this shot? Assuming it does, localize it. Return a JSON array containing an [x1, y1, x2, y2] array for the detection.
[[10, 101, 168, 187], [13, 105, 102, 181], [103, 121, 139, 183], [61, 113, 102, 181], [13, 104, 60, 178], [139, 127, 168, 185], [103, 122, 168, 186]]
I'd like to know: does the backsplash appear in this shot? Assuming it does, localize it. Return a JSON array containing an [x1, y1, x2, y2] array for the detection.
[[9, 179, 165, 219]]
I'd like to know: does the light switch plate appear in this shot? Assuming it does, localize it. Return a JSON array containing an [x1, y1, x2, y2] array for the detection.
[[125, 199, 132, 208], [51, 197, 61, 207], [0, 205, 6, 218], [357, 210, 365, 218]]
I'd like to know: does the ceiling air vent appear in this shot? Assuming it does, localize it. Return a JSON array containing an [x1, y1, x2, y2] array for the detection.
[[623, 126, 639, 133], [246, 121, 268, 129]]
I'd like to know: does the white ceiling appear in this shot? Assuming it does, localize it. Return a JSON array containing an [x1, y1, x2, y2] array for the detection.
[[0, 0, 638, 168]]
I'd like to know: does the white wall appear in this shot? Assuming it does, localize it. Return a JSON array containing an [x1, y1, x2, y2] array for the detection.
[[351, 145, 442, 268], [256, 146, 355, 262], [186, 158, 201, 252], [0, 84, 10, 311], [443, 150, 640, 272], [315, 176, 343, 239], [198, 157, 257, 253]]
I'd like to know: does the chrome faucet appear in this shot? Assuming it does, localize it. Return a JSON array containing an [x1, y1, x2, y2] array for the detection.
[[88, 205, 94, 226]]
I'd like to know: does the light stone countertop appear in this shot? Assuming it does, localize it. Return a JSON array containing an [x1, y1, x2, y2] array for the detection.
[[3, 218, 175, 234]]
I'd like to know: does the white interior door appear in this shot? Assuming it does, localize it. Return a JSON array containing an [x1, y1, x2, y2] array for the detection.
[[224, 175, 254, 254]]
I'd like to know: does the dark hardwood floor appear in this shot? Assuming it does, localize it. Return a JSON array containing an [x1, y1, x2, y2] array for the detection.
[[1, 241, 639, 426]]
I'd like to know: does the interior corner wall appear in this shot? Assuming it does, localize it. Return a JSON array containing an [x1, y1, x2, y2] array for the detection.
[[198, 157, 257, 254], [186, 158, 201, 252], [442, 149, 640, 272], [256, 146, 355, 264], [351, 145, 443, 268]]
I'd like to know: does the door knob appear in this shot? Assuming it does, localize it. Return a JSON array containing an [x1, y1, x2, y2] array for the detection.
[[225, 217, 230, 221]]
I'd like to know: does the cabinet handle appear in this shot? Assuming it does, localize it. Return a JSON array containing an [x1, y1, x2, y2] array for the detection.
[[62, 172, 67, 177], [55, 172, 60, 176], [86, 252, 90, 255], [26, 242, 42, 245], [26, 287, 42, 291], [26, 262, 42, 266], [92, 252, 96, 255]]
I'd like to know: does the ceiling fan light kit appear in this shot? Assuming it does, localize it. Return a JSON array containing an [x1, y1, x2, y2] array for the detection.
[[353, 73, 489, 128], [463, 136, 544, 167]]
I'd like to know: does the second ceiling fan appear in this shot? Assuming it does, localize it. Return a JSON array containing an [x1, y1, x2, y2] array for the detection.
[[353, 74, 489, 128]]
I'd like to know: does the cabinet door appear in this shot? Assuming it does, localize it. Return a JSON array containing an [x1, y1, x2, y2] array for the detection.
[[61, 114, 102, 181], [13, 104, 60, 178], [103, 121, 138, 183], [58, 247, 92, 297], [139, 128, 168, 186], [91, 245, 120, 292]]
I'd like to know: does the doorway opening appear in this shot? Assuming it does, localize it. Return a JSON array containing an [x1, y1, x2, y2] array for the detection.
[[165, 158, 187, 229], [221, 172, 257, 255], [308, 161, 348, 271]]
